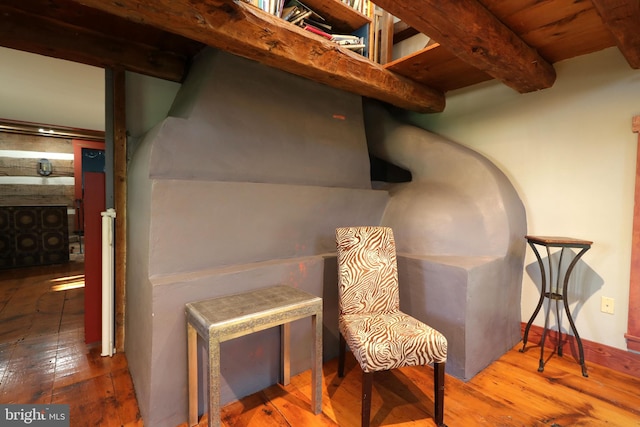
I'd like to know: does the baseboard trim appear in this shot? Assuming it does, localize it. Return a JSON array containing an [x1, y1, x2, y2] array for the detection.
[[624, 332, 640, 352], [520, 323, 640, 378]]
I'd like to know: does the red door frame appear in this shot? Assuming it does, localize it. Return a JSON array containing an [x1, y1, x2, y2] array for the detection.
[[73, 139, 105, 201], [83, 172, 105, 344], [73, 139, 106, 344]]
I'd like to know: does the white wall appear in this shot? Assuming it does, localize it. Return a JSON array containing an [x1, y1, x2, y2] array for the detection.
[[125, 72, 180, 139], [0, 47, 105, 130], [0, 47, 179, 138], [409, 47, 640, 351], [393, 33, 430, 61]]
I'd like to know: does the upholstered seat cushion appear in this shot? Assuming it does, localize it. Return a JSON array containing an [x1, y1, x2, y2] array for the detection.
[[339, 311, 447, 373]]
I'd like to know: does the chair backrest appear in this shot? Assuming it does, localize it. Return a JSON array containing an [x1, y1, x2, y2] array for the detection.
[[336, 226, 400, 316]]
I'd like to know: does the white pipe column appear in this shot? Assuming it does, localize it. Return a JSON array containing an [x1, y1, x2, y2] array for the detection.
[[101, 208, 116, 357]]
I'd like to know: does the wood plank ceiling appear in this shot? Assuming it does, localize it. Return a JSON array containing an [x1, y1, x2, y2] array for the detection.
[[0, 0, 638, 113]]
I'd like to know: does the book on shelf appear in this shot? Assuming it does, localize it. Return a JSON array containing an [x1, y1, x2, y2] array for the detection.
[[331, 34, 361, 42], [331, 34, 364, 44], [341, 44, 366, 53], [304, 16, 332, 32], [303, 23, 333, 40], [330, 34, 365, 53], [282, 0, 324, 22], [281, 5, 298, 20], [289, 9, 313, 25]]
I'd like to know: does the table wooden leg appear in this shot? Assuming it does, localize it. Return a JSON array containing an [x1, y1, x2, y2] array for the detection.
[[281, 322, 291, 385], [187, 323, 198, 427], [312, 310, 323, 415], [208, 337, 221, 427]]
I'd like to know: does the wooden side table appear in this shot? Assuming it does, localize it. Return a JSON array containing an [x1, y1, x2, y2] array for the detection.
[[520, 235, 592, 377], [186, 285, 323, 427]]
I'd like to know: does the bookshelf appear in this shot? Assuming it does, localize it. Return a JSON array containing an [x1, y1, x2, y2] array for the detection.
[[247, 0, 371, 32], [302, 0, 371, 33], [246, 0, 372, 54]]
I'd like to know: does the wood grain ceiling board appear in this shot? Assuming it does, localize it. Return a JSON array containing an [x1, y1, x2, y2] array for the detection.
[[479, 0, 617, 62], [385, 44, 493, 92]]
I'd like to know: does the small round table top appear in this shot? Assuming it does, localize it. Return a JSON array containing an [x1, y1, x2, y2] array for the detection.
[[525, 235, 593, 247]]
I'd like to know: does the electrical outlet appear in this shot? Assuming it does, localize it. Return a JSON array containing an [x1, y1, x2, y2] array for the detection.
[[601, 296, 614, 314]]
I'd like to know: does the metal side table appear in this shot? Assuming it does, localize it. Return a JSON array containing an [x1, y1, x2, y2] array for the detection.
[[520, 235, 592, 377], [186, 285, 323, 427]]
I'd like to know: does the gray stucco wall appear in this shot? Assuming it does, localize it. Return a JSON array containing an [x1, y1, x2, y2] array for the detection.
[[126, 48, 526, 425], [364, 102, 527, 380], [126, 49, 388, 426]]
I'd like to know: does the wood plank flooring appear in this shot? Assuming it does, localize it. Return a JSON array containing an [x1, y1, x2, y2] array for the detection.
[[0, 260, 142, 426], [2, 261, 639, 426], [208, 345, 640, 427]]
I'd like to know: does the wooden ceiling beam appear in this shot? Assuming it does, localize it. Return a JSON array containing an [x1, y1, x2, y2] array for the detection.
[[0, 3, 188, 82], [69, 0, 445, 113], [373, 0, 556, 93], [591, 0, 640, 69]]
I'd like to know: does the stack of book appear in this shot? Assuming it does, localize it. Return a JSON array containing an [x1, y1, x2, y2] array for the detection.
[[282, 1, 329, 31], [281, 0, 367, 53], [330, 34, 366, 52]]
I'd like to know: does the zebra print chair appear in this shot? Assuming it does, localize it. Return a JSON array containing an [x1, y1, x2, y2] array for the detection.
[[336, 226, 448, 427]]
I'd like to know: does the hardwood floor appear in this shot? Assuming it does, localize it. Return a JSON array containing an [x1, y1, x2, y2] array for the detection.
[[2, 261, 639, 426], [210, 345, 640, 427], [0, 260, 141, 426]]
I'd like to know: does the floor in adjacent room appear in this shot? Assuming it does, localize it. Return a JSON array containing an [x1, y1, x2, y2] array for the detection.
[[1, 260, 639, 426], [0, 258, 141, 426]]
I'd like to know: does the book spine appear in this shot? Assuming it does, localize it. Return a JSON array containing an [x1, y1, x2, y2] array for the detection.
[[290, 9, 312, 26], [303, 24, 333, 40]]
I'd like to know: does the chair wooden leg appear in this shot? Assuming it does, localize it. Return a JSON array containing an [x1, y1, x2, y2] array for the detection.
[[362, 371, 373, 427], [338, 333, 346, 377], [433, 362, 446, 427]]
